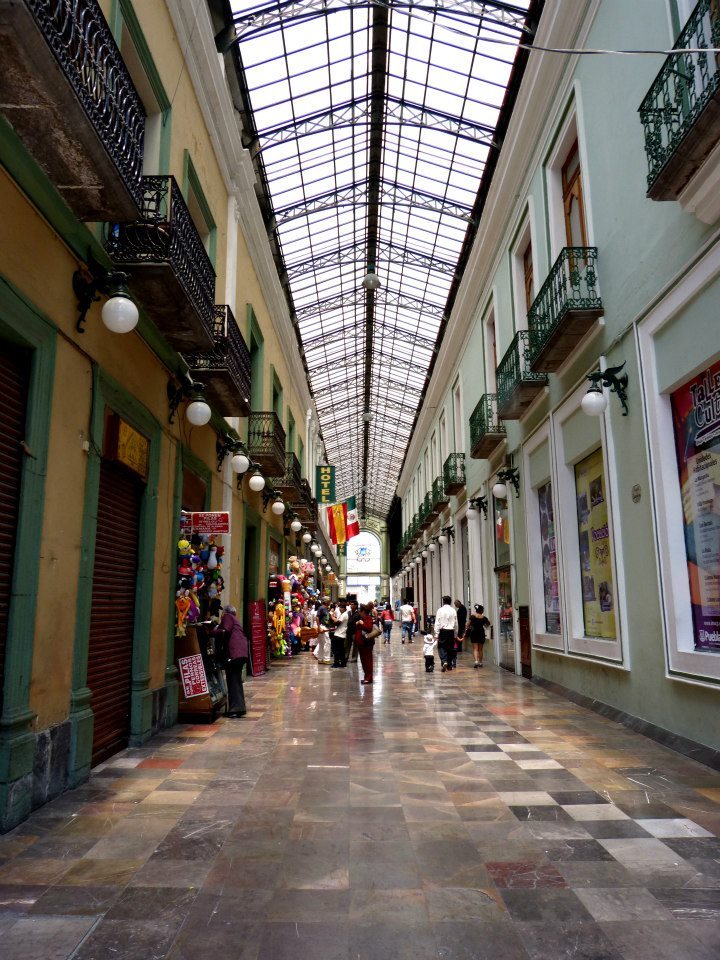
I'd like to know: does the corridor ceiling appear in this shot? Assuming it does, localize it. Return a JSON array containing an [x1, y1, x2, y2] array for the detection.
[[227, 0, 539, 519]]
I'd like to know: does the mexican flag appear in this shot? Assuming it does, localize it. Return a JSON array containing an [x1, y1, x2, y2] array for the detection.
[[327, 496, 361, 545]]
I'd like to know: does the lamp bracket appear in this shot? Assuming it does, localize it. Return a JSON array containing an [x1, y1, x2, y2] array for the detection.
[[587, 362, 629, 416], [73, 252, 131, 334], [167, 376, 199, 425], [497, 466, 521, 498], [216, 433, 243, 472], [441, 525, 455, 542]]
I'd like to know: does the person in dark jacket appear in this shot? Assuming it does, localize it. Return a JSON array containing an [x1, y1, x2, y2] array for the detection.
[[214, 604, 249, 717]]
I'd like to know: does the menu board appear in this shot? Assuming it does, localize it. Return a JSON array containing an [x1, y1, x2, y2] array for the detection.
[[249, 600, 268, 676], [575, 448, 616, 639], [671, 361, 720, 652]]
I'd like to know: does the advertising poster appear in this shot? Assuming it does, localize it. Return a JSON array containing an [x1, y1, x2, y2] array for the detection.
[[671, 361, 720, 652], [575, 449, 616, 638], [538, 482, 560, 634], [249, 600, 268, 675], [178, 654, 209, 698]]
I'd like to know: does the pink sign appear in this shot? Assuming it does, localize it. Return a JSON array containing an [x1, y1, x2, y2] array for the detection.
[[249, 600, 267, 676], [178, 654, 209, 698], [189, 511, 230, 534]]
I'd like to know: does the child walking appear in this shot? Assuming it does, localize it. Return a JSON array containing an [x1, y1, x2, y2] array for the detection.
[[423, 633, 437, 672]]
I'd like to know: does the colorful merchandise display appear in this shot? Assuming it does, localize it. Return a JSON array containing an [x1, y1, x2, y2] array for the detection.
[[174, 514, 226, 637]]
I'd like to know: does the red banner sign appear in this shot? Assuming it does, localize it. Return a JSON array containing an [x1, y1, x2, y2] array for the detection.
[[178, 654, 209, 698], [249, 600, 267, 676], [188, 511, 230, 534]]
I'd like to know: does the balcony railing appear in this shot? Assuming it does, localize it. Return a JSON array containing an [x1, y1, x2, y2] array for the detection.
[[272, 452, 303, 500], [293, 479, 318, 523], [639, 0, 720, 200], [470, 394, 506, 459], [496, 330, 548, 420], [430, 475, 449, 516], [105, 175, 216, 351], [247, 411, 286, 478], [443, 453, 466, 495], [528, 248, 603, 372], [1, 0, 145, 220], [420, 492, 433, 528], [184, 305, 251, 417]]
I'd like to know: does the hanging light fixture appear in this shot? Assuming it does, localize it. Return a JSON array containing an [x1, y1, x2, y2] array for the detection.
[[248, 467, 265, 492], [168, 379, 211, 427], [302, 531, 312, 544], [291, 518, 302, 533], [422, 549, 429, 558], [429, 541, 437, 552], [271, 497, 286, 516], [73, 255, 139, 334], [186, 389, 212, 427], [100, 274, 139, 333], [230, 450, 250, 474], [582, 363, 629, 417], [492, 479, 507, 500], [438, 533, 447, 546], [362, 263, 381, 291]]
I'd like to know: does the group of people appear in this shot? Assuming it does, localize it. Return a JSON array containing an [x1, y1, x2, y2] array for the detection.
[[312, 597, 388, 684], [425, 596, 492, 673]]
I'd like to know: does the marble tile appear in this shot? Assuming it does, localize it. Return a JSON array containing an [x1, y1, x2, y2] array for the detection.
[[574, 886, 675, 922], [0, 915, 98, 960], [562, 804, 630, 822], [635, 818, 713, 838]]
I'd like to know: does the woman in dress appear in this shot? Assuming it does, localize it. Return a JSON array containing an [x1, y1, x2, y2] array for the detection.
[[464, 604, 491, 668]]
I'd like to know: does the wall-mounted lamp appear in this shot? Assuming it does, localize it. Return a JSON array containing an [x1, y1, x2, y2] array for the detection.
[[73, 254, 139, 334], [302, 531, 313, 544], [290, 518, 303, 533], [468, 496, 488, 518], [492, 466, 520, 500], [248, 466, 266, 492], [362, 264, 381, 291], [216, 434, 250, 474], [421, 549, 429, 558], [262, 487, 285, 515], [167, 378, 211, 427], [438, 526, 455, 545], [581, 362, 629, 417], [428, 540, 437, 553]]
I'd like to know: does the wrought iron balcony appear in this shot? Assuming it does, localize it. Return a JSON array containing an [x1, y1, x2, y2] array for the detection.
[[184, 305, 251, 417], [247, 411, 287, 479], [496, 330, 548, 420], [639, 0, 720, 200], [272, 452, 303, 501], [470, 394, 506, 459], [105, 175, 216, 352], [528, 248, 603, 372], [430, 475, 449, 516], [419, 492, 433, 528], [443, 453, 466, 495], [0, 0, 145, 220]]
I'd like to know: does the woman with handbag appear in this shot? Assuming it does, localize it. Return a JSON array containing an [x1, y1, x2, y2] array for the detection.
[[213, 605, 249, 717], [356, 603, 381, 684]]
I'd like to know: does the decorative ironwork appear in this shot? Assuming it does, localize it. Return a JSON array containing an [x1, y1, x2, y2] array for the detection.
[[185, 305, 251, 417], [105, 175, 216, 336], [442, 453, 466, 495], [469, 394, 506, 459], [639, 0, 720, 194], [431, 475, 449, 515], [247, 411, 287, 477], [419, 492, 433, 528], [496, 331, 548, 418], [527, 247, 602, 367], [272, 451, 303, 497], [26, 0, 146, 210]]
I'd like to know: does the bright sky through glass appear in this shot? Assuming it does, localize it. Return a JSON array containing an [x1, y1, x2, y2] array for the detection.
[[230, 0, 531, 517]]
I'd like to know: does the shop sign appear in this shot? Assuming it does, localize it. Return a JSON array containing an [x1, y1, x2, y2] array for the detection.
[[249, 600, 267, 676], [671, 360, 720, 652], [187, 511, 230, 534], [316, 465, 335, 504], [178, 654, 209, 698], [575, 448, 616, 639], [105, 413, 149, 479]]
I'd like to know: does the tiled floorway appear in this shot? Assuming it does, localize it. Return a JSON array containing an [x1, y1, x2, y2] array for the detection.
[[1, 636, 720, 960]]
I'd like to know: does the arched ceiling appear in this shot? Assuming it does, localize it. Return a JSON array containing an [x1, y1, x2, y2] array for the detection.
[[226, 0, 541, 518]]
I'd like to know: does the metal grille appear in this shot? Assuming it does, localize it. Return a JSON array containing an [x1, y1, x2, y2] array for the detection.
[[105, 175, 216, 335], [185, 305, 251, 413], [527, 247, 601, 361], [27, 0, 145, 208], [229, 0, 536, 517], [469, 393, 506, 456], [496, 330, 547, 412], [639, 0, 720, 191], [248, 411, 287, 476], [442, 453, 466, 493]]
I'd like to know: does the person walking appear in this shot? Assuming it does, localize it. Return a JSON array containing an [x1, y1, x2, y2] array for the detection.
[[399, 600, 415, 644], [345, 600, 361, 663], [423, 632, 437, 672], [213, 604, 249, 717], [434, 595, 458, 673], [356, 603, 379, 684], [465, 603, 491, 667], [454, 600, 468, 653], [380, 603, 395, 643], [332, 598, 349, 667]]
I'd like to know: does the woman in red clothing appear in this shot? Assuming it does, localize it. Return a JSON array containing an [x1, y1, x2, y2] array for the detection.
[[355, 603, 378, 684]]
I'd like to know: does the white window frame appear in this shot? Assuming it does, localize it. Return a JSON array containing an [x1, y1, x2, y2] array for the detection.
[[452, 379, 463, 452], [637, 241, 720, 686], [552, 379, 627, 665], [483, 302, 498, 394], [510, 202, 538, 328], [522, 420, 565, 652]]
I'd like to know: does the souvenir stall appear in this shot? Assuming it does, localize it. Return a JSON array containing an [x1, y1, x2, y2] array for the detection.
[[173, 511, 229, 721]]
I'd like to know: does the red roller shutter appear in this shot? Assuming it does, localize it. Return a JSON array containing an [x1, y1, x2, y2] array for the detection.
[[87, 458, 143, 766], [0, 342, 30, 709]]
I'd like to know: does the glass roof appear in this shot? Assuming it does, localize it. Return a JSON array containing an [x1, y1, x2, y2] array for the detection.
[[229, 0, 533, 518]]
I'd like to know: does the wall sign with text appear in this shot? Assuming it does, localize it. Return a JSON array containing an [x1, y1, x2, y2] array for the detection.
[[316, 465, 336, 504]]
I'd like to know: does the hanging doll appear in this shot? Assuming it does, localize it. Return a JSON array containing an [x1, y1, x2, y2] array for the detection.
[[175, 590, 191, 637]]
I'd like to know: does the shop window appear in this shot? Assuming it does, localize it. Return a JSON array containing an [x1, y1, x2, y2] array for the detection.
[[574, 449, 616, 640], [538, 481, 561, 635]]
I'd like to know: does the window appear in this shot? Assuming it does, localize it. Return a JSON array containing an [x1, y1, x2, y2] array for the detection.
[[452, 381, 463, 451], [183, 151, 217, 264], [272, 373, 283, 419], [523, 243, 535, 313], [574, 449, 616, 640], [562, 141, 588, 249], [511, 214, 535, 325], [439, 413, 447, 464], [484, 308, 498, 394], [287, 411, 296, 454], [430, 432, 437, 479], [248, 306, 264, 410]]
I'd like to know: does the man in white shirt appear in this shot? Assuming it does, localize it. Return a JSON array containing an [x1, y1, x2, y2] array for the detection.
[[434, 595, 458, 672], [399, 602, 415, 644], [332, 599, 349, 668]]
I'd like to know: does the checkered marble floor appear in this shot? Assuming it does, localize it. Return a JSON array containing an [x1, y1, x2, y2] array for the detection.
[[1, 637, 719, 959]]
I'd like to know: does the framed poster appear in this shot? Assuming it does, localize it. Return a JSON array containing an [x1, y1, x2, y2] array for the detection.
[[574, 448, 616, 639], [538, 481, 560, 634], [671, 361, 720, 652]]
